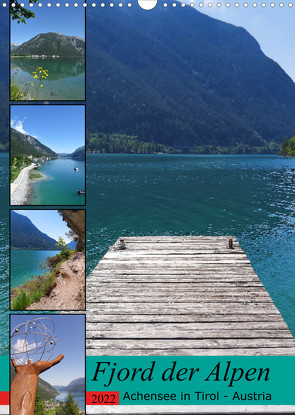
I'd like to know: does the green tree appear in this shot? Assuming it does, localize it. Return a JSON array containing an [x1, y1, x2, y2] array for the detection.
[[55, 237, 71, 260], [34, 391, 46, 415], [58, 391, 80, 415], [10, 0, 40, 24]]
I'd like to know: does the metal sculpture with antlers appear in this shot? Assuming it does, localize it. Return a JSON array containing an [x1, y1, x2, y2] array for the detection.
[[10, 318, 64, 415]]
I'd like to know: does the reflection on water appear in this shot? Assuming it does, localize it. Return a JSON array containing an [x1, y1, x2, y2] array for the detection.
[[11, 57, 85, 100]]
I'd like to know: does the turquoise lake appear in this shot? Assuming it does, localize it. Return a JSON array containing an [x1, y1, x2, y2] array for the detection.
[[0, 153, 295, 353], [11, 57, 85, 101], [10, 250, 60, 289], [29, 158, 85, 206]]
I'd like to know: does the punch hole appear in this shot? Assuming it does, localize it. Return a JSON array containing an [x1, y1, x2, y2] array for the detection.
[[138, 0, 157, 9]]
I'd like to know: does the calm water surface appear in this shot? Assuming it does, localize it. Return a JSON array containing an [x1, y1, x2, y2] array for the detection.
[[11, 250, 60, 288], [30, 158, 85, 205], [86, 154, 295, 336], [0, 154, 8, 355], [11, 57, 85, 100]]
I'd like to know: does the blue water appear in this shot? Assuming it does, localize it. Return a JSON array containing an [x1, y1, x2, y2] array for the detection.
[[86, 154, 295, 336], [11, 57, 85, 101], [30, 158, 85, 206], [0, 154, 9, 355], [56, 391, 85, 411], [11, 250, 60, 289], [0, 153, 295, 356]]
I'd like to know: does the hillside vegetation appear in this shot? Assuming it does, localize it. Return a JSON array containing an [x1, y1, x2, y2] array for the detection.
[[10, 364, 58, 400], [11, 32, 85, 57], [11, 128, 57, 159], [86, 5, 295, 153], [279, 136, 295, 156], [11, 210, 58, 250]]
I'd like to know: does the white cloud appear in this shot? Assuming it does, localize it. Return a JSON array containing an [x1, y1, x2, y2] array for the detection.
[[11, 119, 39, 139], [13, 337, 38, 352], [11, 119, 28, 135]]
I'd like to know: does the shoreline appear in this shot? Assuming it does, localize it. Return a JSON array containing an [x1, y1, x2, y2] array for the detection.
[[10, 164, 49, 205], [10, 164, 36, 205]]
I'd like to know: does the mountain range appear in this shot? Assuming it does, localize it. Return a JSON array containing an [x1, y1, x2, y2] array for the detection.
[[85, 5, 295, 152], [1, 6, 295, 152], [54, 377, 85, 394], [11, 210, 58, 250], [11, 32, 85, 57], [11, 127, 57, 159], [58, 146, 85, 160]]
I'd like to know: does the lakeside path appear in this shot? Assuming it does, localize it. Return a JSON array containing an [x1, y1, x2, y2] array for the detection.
[[10, 164, 36, 205], [27, 252, 85, 311]]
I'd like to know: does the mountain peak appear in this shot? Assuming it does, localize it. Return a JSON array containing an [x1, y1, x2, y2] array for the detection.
[[12, 32, 85, 57], [86, 5, 295, 152], [11, 211, 58, 250]]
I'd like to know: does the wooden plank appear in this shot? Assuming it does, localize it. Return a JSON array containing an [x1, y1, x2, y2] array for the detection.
[[88, 295, 272, 309], [86, 347, 295, 356], [104, 252, 248, 258], [87, 329, 292, 340], [87, 321, 290, 332], [86, 313, 286, 323], [86, 303, 281, 314], [87, 283, 266, 290]]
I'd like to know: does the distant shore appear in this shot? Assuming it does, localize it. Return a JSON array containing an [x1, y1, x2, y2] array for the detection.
[[10, 164, 49, 205]]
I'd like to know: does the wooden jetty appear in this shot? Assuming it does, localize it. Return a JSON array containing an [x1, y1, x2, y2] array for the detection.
[[86, 236, 295, 356]]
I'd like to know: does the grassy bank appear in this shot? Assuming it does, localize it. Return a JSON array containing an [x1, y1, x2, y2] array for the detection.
[[29, 170, 42, 180], [11, 250, 74, 310], [10, 155, 32, 183]]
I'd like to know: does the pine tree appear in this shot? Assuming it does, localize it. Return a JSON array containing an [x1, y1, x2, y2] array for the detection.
[[34, 391, 46, 415], [58, 391, 80, 415]]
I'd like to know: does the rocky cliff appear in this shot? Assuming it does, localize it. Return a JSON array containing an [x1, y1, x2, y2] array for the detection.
[[59, 210, 85, 252]]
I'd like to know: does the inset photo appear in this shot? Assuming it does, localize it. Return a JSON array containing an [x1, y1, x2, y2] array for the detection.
[[10, 209, 85, 311], [10, 105, 86, 206], [10, 5, 85, 101], [10, 314, 85, 414]]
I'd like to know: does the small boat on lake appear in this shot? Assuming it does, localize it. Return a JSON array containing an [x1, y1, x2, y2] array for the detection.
[[77, 189, 85, 194], [74, 166, 78, 171]]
